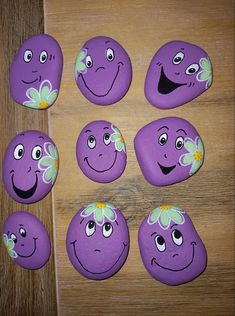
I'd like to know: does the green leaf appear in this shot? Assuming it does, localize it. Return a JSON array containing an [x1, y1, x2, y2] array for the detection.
[[104, 207, 116, 221], [149, 208, 161, 223], [181, 153, 194, 165], [40, 156, 54, 168], [41, 85, 50, 100], [198, 70, 210, 81], [169, 210, 184, 225], [83, 205, 96, 216], [28, 88, 40, 101], [200, 58, 211, 71], [47, 91, 58, 105], [159, 211, 170, 228], [94, 208, 104, 224], [184, 139, 197, 153]]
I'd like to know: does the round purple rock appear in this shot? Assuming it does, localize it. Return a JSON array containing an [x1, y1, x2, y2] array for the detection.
[[138, 205, 207, 285], [145, 40, 213, 109], [74, 36, 132, 105], [76, 120, 127, 183], [2, 130, 59, 203], [134, 117, 204, 186], [10, 33, 63, 110], [66, 202, 130, 280], [2, 211, 51, 270]]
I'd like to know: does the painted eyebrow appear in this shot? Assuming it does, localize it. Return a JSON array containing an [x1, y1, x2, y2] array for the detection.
[[103, 127, 109, 130], [105, 40, 111, 44], [176, 128, 187, 135], [181, 48, 185, 50], [151, 232, 157, 237], [85, 46, 89, 50], [85, 129, 92, 133], [80, 218, 84, 224], [19, 224, 24, 226], [157, 126, 169, 131], [170, 224, 178, 229], [115, 220, 119, 226], [19, 133, 24, 136], [39, 136, 44, 139]]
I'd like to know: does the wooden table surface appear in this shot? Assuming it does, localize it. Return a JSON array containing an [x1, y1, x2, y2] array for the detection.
[[1, 0, 234, 315]]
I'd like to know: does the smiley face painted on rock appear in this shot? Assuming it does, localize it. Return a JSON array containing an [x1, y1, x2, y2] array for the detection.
[[3, 211, 51, 270], [76, 121, 127, 183], [138, 205, 207, 285], [145, 40, 213, 109], [10, 34, 63, 110], [134, 117, 204, 186], [66, 202, 130, 280], [2, 130, 59, 203], [74, 36, 132, 105]]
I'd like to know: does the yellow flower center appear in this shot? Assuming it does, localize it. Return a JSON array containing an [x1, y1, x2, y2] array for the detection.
[[96, 202, 106, 209], [194, 151, 202, 162], [119, 135, 124, 143], [160, 205, 172, 211], [39, 101, 48, 109], [55, 160, 59, 170]]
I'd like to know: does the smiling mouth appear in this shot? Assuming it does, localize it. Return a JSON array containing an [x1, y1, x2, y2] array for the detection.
[[71, 240, 128, 275], [158, 66, 186, 94], [22, 76, 41, 84], [81, 63, 122, 97], [151, 242, 196, 272], [11, 173, 38, 199], [84, 150, 118, 173], [157, 162, 176, 175], [17, 237, 38, 258]]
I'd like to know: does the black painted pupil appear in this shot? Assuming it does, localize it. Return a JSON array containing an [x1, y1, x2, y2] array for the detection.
[[36, 150, 41, 158], [88, 221, 95, 229], [27, 54, 31, 60], [177, 141, 183, 148], [160, 137, 166, 144], [157, 236, 165, 245], [18, 149, 23, 156], [42, 54, 46, 60], [108, 54, 112, 59], [105, 223, 111, 231], [174, 57, 181, 62], [174, 230, 182, 239], [188, 68, 196, 73], [89, 137, 94, 143], [11, 236, 17, 243], [87, 61, 91, 66], [104, 134, 110, 140], [20, 229, 26, 237]]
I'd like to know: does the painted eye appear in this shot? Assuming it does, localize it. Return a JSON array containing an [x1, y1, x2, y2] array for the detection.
[[85, 55, 93, 68], [106, 48, 115, 62], [173, 52, 185, 65], [32, 145, 42, 160], [87, 135, 96, 149], [14, 144, 24, 160], [103, 133, 111, 145], [85, 221, 96, 237], [154, 235, 166, 252], [175, 136, 184, 150], [10, 233, 17, 243], [39, 50, 48, 63], [23, 49, 33, 63], [19, 228, 26, 237], [172, 229, 183, 246], [185, 63, 199, 75], [102, 222, 113, 238], [158, 133, 168, 146]]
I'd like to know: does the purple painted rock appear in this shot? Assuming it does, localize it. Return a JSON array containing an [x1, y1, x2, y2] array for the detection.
[[145, 40, 213, 109], [134, 117, 204, 186], [2, 130, 59, 203], [66, 202, 130, 280], [74, 36, 132, 105], [138, 205, 207, 285], [10, 34, 63, 110], [3, 211, 51, 270], [76, 120, 127, 183]]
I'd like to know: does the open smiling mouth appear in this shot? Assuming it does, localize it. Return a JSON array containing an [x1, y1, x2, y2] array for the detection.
[[151, 241, 196, 272], [11, 173, 38, 199], [71, 240, 128, 275], [81, 63, 122, 97], [157, 162, 176, 175], [158, 66, 186, 94], [84, 150, 118, 173], [21, 76, 41, 84], [17, 237, 38, 258]]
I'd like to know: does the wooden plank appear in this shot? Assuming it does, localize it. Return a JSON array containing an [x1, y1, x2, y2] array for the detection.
[[45, 0, 234, 315], [0, 1, 57, 315]]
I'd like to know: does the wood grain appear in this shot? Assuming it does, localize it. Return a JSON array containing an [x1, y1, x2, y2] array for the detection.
[[0, 1, 57, 315], [45, 0, 234, 315]]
